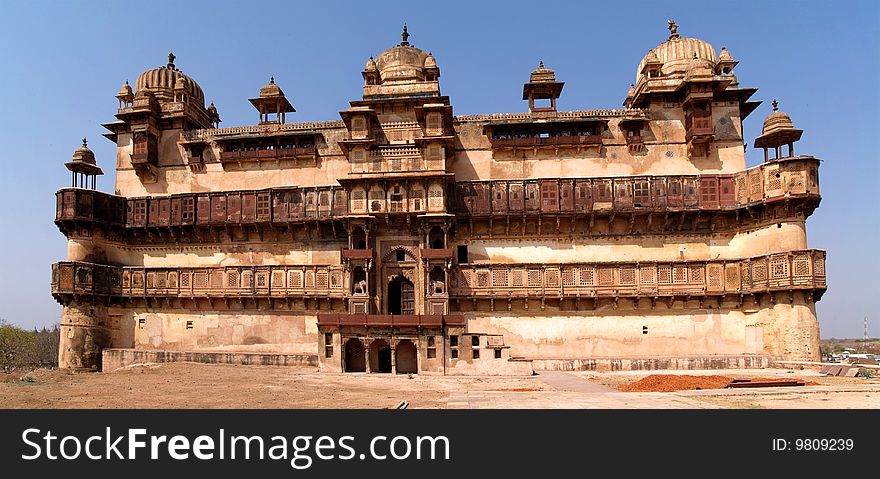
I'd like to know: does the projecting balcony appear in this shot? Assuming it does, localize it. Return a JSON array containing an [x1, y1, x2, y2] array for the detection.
[[316, 314, 465, 328], [51, 262, 346, 300], [341, 248, 374, 260], [219, 146, 318, 165], [489, 134, 602, 150], [452, 250, 827, 300], [420, 248, 454, 259]]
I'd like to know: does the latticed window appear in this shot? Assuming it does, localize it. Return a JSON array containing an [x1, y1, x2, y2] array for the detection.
[[767, 167, 783, 191], [750, 170, 762, 196], [545, 270, 559, 287], [316, 270, 329, 289], [579, 267, 595, 286], [133, 271, 144, 288], [241, 271, 253, 288], [673, 266, 688, 284], [330, 271, 342, 289], [793, 255, 811, 277], [305, 271, 315, 288], [598, 268, 613, 286], [146, 272, 156, 289], [272, 271, 285, 288], [752, 261, 767, 282], [658, 266, 672, 284], [477, 271, 490, 288], [256, 272, 267, 288], [492, 269, 508, 288], [156, 272, 167, 289], [211, 271, 224, 289], [180, 273, 190, 288], [351, 189, 366, 212], [352, 116, 367, 138], [511, 269, 525, 287], [288, 270, 302, 289], [428, 185, 444, 210], [689, 265, 704, 284], [193, 272, 207, 289], [461, 270, 474, 287], [426, 112, 442, 134], [707, 264, 722, 289], [168, 272, 178, 289], [619, 267, 636, 286], [736, 175, 748, 203], [813, 255, 825, 276], [740, 263, 752, 288], [770, 257, 789, 279], [725, 265, 739, 290], [640, 267, 655, 285], [563, 269, 577, 287], [122, 270, 130, 288], [528, 269, 542, 288]]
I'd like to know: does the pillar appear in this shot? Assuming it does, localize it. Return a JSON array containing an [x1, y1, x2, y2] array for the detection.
[[364, 341, 371, 373]]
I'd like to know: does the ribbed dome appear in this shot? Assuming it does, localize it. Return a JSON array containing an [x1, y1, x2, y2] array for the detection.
[[365, 56, 377, 71], [636, 23, 716, 83], [424, 53, 436, 68], [71, 139, 96, 166], [117, 80, 133, 98], [762, 100, 795, 135], [135, 53, 205, 105], [375, 44, 431, 83], [259, 77, 283, 98]]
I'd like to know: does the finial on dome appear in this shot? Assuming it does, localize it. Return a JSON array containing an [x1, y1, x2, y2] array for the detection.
[[539, 60, 544, 68], [401, 23, 410, 46], [270, 76, 275, 83], [82, 138, 88, 148], [167, 52, 176, 69], [772, 99, 779, 111], [667, 19, 679, 40]]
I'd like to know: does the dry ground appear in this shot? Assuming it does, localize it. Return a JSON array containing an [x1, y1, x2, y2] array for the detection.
[[0, 363, 547, 409], [1, 363, 878, 409]]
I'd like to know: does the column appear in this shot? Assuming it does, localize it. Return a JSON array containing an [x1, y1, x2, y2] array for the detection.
[[364, 341, 371, 373], [390, 339, 397, 374]]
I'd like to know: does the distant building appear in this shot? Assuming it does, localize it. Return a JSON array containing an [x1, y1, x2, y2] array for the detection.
[[52, 23, 825, 373]]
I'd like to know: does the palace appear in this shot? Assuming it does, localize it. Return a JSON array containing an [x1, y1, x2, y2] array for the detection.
[[52, 23, 825, 374]]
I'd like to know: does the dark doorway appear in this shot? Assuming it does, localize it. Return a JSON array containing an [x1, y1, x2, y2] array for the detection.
[[396, 339, 418, 374], [370, 339, 392, 373], [388, 275, 415, 315], [344, 338, 365, 373]]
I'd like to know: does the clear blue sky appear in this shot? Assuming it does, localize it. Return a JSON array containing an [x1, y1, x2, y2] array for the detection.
[[0, 0, 877, 338]]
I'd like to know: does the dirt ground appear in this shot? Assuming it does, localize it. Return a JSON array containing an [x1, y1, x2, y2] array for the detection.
[[1, 363, 878, 409], [0, 363, 548, 409]]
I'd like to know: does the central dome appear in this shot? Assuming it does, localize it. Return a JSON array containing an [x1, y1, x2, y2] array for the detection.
[[636, 21, 716, 84], [135, 52, 205, 105], [373, 25, 434, 84]]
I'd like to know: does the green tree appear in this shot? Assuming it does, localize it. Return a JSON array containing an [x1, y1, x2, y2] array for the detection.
[[0, 319, 37, 372]]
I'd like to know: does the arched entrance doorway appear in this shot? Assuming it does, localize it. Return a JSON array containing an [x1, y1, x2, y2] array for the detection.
[[369, 339, 392, 373], [395, 339, 418, 374], [388, 275, 415, 315], [344, 338, 365, 373]]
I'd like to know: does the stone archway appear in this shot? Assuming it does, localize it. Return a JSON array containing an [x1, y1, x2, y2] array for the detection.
[[369, 339, 392, 373], [395, 339, 418, 374], [344, 338, 365, 373]]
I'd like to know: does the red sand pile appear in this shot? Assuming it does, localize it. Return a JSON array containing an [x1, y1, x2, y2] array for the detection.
[[619, 374, 818, 392]]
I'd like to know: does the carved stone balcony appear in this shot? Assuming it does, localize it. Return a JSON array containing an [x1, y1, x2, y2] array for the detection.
[[54, 156, 821, 243], [420, 248, 454, 259], [316, 314, 465, 328], [452, 250, 826, 300], [341, 248, 374, 260], [51, 262, 346, 302]]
